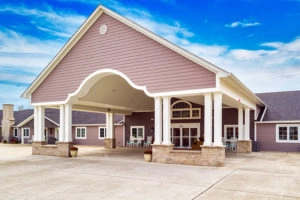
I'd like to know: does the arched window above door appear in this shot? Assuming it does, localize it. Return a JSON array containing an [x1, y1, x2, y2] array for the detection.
[[171, 100, 201, 119]]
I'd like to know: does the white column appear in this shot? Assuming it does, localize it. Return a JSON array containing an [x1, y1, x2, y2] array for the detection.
[[34, 106, 45, 142], [154, 97, 162, 144], [244, 107, 250, 140], [238, 107, 244, 140], [162, 97, 171, 145], [64, 104, 72, 142], [106, 112, 114, 139], [213, 92, 223, 146], [59, 105, 65, 142], [203, 93, 212, 146]]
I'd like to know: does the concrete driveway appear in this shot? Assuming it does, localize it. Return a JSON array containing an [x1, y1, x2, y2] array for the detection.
[[0, 144, 299, 200]]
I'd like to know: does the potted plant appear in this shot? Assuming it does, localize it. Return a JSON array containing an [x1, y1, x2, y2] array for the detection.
[[70, 146, 78, 157], [143, 150, 152, 162]]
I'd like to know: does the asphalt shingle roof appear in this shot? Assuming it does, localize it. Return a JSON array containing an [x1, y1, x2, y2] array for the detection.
[[256, 90, 300, 121]]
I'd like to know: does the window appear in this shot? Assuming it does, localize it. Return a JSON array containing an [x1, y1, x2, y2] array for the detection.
[[224, 125, 239, 141], [130, 126, 144, 139], [76, 127, 86, 139], [13, 128, 18, 137], [99, 127, 107, 139], [171, 100, 201, 119], [276, 125, 300, 143], [23, 128, 30, 138]]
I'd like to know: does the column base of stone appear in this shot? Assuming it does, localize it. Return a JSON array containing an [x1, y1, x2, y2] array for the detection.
[[104, 138, 116, 148], [57, 142, 74, 157], [201, 145, 225, 167], [237, 140, 252, 153], [32, 141, 73, 157], [152, 144, 174, 163]]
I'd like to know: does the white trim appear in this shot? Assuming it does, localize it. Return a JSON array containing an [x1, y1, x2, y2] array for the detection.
[[224, 125, 239, 141], [75, 127, 87, 139], [13, 128, 18, 138], [260, 106, 268, 122], [171, 123, 200, 148], [256, 120, 300, 124], [67, 69, 151, 103], [171, 100, 201, 120], [98, 127, 107, 139], [22, 127, 30, 138], [276, 124, 300, 143], [130, 126, 145, 140]]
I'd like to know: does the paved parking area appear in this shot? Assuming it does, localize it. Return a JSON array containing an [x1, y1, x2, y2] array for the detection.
[[0, 144, 300, 200]]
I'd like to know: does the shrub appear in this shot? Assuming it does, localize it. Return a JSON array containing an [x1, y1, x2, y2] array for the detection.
[[70, 146, 78, 151], [144, 150, 152, 154]]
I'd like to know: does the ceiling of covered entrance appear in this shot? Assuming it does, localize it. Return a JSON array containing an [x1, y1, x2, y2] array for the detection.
[[74, 75, 154, 114]]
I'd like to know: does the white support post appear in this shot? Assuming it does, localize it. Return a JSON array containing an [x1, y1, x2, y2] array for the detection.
[[34, 106, 45, 142], [244, 107, 250, 140], [106, 112, 114, 139], [162, 97, 171, 145], [154, 97, 162, 144], [59, 105, 65, 142], [203, 93, 212, 146], [213, 92, 223, 146], [238, 107, 244, 140], [64, 104, 72, 142]]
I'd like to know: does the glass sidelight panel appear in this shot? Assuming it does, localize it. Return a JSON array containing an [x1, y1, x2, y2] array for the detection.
[[173, 128, 181, 147], [182, 128, 189, 147]]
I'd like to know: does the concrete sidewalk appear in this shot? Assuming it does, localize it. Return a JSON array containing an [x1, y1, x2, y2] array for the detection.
[[0, 144, 299, 200]]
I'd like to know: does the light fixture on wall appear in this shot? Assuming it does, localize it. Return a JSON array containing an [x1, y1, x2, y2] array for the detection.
[[150, 127, 154, 132]]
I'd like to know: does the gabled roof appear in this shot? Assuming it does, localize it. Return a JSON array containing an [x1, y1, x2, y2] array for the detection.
[[22, 5, 230, 99], [256, 90, 300, 121], [0, 108, 124, 127]]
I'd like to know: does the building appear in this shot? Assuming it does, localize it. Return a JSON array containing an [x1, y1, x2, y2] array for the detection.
[[0, 104, 124, 146], [20, 5, 299, 166]]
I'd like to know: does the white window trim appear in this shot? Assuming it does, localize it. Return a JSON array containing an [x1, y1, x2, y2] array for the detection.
[[98, 127, 107, 139], [224, 125, 239, 141], [130, 126, 145, 140], [23, 128, 30, 138], [171, 123, 200, 148], [171, 100, 201, 120], [276, 124, 300, 143], [76, 127, 87, 139], [13, 128, 18, 138]]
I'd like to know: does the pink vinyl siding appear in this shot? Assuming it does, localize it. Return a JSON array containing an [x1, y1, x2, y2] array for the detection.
[[72, 125, 124, 146], [32, 13, 216, 103], [257, 123, 300, 152]]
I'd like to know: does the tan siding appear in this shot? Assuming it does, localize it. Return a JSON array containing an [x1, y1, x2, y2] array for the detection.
[[32, 13, 216, 103]]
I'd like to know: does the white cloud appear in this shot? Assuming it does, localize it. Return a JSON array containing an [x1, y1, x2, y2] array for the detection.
[[225, 20, 261, 28]]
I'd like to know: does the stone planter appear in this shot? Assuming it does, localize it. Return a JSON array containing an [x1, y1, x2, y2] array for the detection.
[[144, 153, 152, 162]]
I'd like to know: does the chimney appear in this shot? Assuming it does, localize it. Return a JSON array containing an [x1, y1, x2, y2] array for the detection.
[[1, 104, 15, 143]]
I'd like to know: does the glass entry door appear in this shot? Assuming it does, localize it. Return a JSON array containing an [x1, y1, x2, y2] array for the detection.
[[171, 123, 200, 148]]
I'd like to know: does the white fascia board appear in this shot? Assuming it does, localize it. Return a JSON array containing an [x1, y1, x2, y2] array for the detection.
[[22, 6, 106, 99], [44, 116, 59, 126], [17, 115, 34, 127], [151, 88, 220, 98], [256, 120, 300, 124], [221, 74, 265, 107]]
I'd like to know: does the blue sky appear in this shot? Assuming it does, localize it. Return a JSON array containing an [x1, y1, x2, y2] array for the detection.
[[1, 0, 300, 110]]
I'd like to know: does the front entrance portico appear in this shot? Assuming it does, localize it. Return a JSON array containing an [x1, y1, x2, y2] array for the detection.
[[23, 6, 263, 166]]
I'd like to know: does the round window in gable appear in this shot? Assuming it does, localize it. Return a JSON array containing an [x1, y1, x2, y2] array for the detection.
[[99, 25, 108, 35]]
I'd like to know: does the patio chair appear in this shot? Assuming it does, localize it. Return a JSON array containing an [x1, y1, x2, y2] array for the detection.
[[126, 139, 135, 147], [134, 139, 142, 147], [143, 136, 152, 148]]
